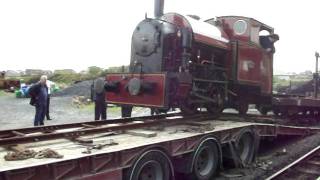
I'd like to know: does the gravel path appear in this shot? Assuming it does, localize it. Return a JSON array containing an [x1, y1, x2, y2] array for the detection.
[[0, 93, 150, 130]]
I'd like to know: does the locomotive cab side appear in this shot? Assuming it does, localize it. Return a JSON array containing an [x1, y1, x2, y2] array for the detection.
[[207, 16, 279, 114]]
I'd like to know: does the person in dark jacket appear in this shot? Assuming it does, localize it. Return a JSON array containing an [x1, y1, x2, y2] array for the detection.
[[121, 105, 133, 118], [259, 34, 279, 53], [93, 78, 106, 120], [29, 75, 48, 126]]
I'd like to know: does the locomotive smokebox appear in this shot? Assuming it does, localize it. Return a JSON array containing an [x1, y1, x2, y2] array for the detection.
[[154, 0, 164, 18]]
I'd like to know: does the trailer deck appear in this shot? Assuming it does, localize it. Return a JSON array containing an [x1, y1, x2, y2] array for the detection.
[[1, 115, 320, 180]]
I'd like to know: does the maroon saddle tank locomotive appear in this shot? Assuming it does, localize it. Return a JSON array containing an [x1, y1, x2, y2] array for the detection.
[[105, 2, 278, 116]]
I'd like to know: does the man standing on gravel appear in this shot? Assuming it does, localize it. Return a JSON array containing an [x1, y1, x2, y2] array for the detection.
[[93, 78, 106, 120], [29, 75, 48, 126], [45, 80, 55, 120]]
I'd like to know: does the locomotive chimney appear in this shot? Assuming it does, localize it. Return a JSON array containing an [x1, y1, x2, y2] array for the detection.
[[154, 0, 164, 18]]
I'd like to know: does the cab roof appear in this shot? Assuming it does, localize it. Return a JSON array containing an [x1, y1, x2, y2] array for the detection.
[[216, 16, 274, 33]]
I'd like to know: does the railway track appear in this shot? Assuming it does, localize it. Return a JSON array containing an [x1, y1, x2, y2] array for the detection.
[[0, 112, 180, 139], [0, 113, 216, 146], [266, 145, 320, 180], [0, 111, 315, 147]]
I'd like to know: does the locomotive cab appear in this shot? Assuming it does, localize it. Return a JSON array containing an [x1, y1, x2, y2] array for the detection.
[[207, 16, 279, 114]]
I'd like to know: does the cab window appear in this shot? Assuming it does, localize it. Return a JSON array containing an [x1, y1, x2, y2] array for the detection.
[[250, 26, 260, 44]]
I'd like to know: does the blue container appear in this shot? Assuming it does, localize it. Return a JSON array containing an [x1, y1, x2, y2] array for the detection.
[[21, 85, 30, 97]]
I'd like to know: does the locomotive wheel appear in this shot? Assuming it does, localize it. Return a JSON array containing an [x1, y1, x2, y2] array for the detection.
[[206, 87, 224, 117], [125, 150, 172, 180], [188, 140, 220, 180], [238, 101, 248, 115], [316, 109, 320, 118], [258, 108, 268, 115], [180, 99, 198, 115], [273, 107, 287, 117], [257, 105, 268, 115], [151, 108, 169, 115]]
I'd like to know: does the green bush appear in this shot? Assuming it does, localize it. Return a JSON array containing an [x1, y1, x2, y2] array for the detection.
[[18, 65, 130, 86]]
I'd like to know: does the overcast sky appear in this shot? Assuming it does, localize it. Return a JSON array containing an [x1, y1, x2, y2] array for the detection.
[[0, 0, 319, 74]]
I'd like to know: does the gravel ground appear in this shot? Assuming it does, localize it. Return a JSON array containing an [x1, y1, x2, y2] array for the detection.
[[0, 90, 276, 131], [0, 93, 151, 130]]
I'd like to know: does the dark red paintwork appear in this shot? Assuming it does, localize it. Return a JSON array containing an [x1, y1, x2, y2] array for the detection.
[[106, 73, 166, 107], [106, 14, 277, 109], [162, 13, 230, 50], [217, 16, 275, 95], [161, 13, 192, 31], [236, 43, 273, 94], [161, 14, 275, 96]]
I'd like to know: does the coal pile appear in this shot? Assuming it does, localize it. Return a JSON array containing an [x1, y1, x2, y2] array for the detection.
[[53, 80, 93, 98]]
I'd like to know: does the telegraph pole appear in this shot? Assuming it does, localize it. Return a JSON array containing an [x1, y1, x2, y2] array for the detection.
[[315, 52, 319, 98]]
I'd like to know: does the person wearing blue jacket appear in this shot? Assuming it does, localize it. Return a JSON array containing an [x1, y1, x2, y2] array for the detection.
[[93, 78, 106, 120]]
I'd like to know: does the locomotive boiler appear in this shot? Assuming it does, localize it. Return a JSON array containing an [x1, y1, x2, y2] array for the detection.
[[105, 0, 278, 116]]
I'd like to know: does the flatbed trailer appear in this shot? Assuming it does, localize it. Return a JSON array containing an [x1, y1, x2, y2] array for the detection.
[[0, 114, 319, 180]]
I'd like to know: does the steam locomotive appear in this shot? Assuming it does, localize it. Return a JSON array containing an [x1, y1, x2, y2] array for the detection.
[[105, 0, 279, 116]]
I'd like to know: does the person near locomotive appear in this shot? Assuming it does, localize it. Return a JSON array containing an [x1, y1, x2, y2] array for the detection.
[[45, 80, 55, 120], [92, 78, 107, 120], [121, 105, 133, 118], [259, 34, 279, 53], [28, 75, 48, 126]]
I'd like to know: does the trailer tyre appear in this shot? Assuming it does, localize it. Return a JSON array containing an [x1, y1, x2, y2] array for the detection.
[[188, 140, 220, 180], [236, 131, 255, 165], [126, 150, 172, 180]]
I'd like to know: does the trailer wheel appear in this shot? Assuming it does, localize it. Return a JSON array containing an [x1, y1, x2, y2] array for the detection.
[[188, 140, 220, 180], [126, 150, 172, 180], [236, 131, 255, 165]]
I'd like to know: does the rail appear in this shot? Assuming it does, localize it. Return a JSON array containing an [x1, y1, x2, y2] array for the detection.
[[266, 145, 320, 180], [0, 113, 213, 146]]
